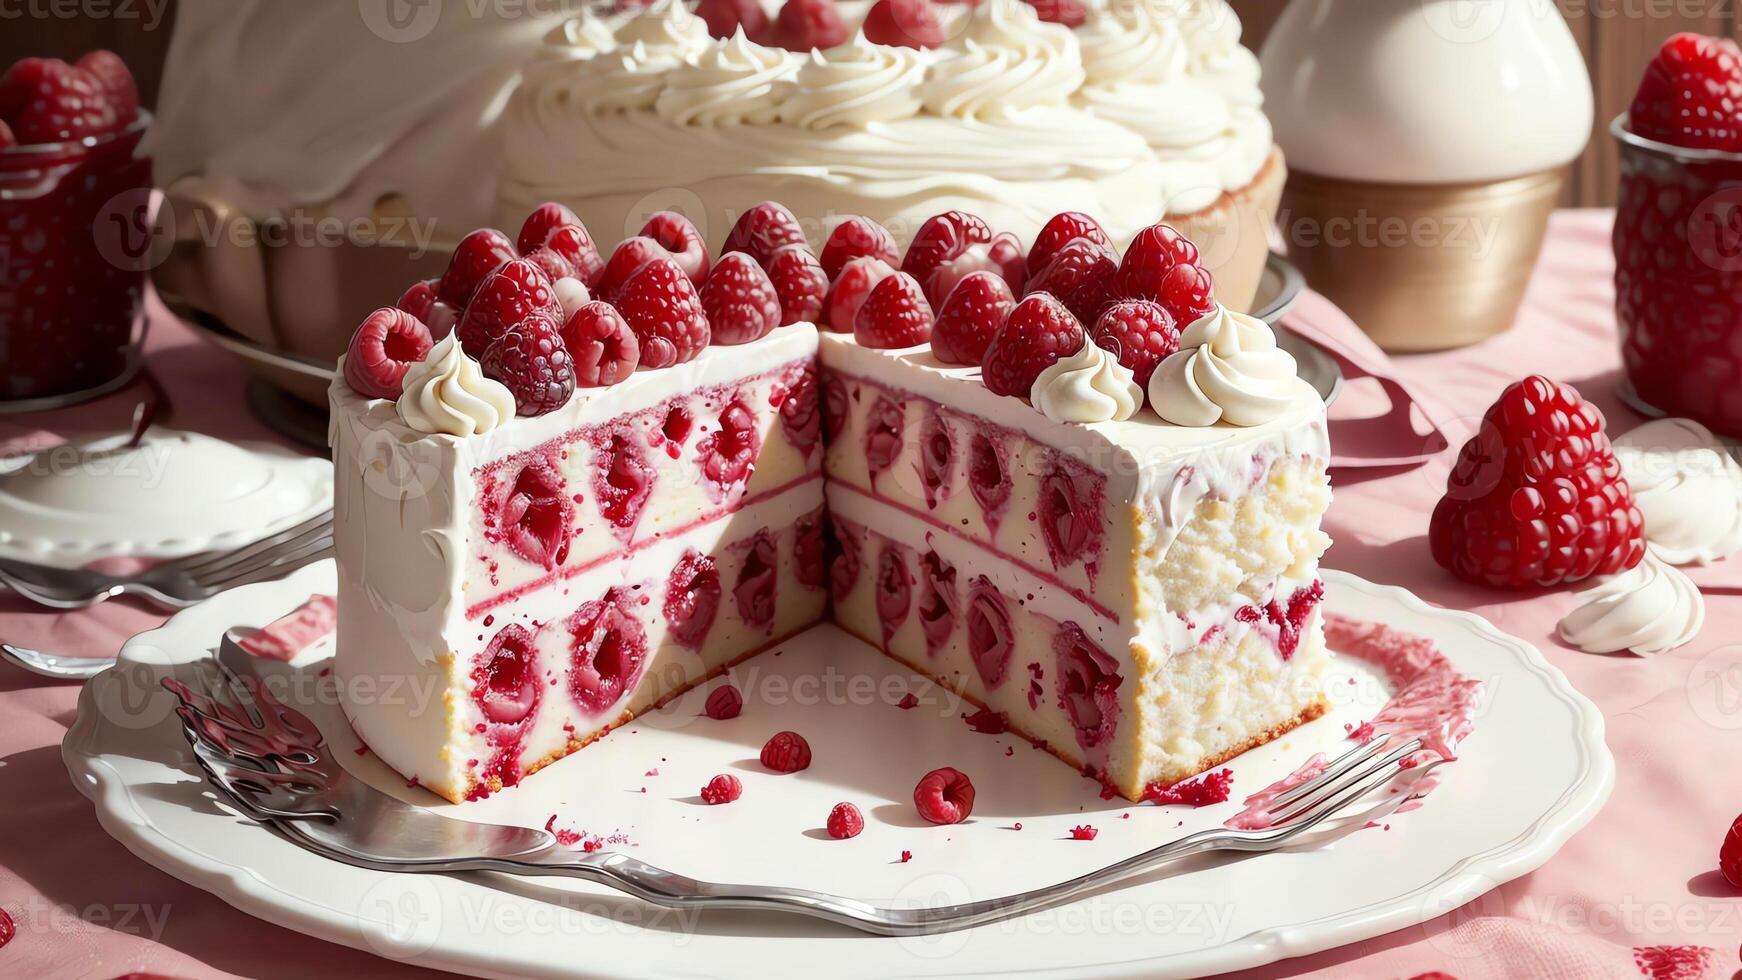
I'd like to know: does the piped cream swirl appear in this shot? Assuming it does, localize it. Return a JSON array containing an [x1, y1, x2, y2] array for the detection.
[[1078, 1, 1187, 88], [1613, 418, 1742, 566], [1148, 306, 1298, 427], [657, 31, 797, 126], [1031, 338, 1143, 424], [920, 0, 1086, 119], [1557, 553, 1705, 656], [781, 33, 927, 129], [564, 0, 710, 114], [397, 335, 518, 437]]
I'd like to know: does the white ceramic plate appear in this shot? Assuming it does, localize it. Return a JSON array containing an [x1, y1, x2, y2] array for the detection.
[[63, 564, 1611, 979]]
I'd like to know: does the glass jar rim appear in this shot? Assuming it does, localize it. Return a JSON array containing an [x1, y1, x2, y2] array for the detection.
[[0, 109, 152, 157], [1611, 113, 1742, 163]]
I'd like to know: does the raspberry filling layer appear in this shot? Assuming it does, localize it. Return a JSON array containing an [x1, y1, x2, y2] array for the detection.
[[497, 457, 572, 570], [967, 431, 1012, 533], [701, 397, 763, 501], [593, 430, 654, 539], [875, 542, 912, 642], [966, 577, 1014, 689], [1234, 580, 1325, 661], [1038, 456, 1105, 577], [917, 550, 958, 655], [919, 410, 955, 510], [734, 531, 778, 630], [822, 371, 848, 446], [1055, 624, 1122, 749], [567, 590, 649, 715], [865, 396, 904, 478], [473, 624, 541, 727], [793, 506, 827, 590], [664, 549, 722, 650], [780, 367, 822, 456], [830, 516, 863, 602]]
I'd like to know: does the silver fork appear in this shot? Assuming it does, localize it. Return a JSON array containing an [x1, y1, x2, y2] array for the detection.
[[165, 653, 1444, 937], [0, 510, 332, 610]]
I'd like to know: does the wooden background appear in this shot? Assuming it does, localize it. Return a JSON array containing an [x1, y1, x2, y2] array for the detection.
[[0, 0, 1731, 207]]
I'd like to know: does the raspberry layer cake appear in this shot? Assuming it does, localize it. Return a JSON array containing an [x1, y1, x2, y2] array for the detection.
[[498, 0, 1283, 310], [331, 199, 1330, 803]]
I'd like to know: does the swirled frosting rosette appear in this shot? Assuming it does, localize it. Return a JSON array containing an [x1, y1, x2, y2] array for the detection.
[[397, 335, 518, 437], [1031, 339, 1144, 424], [1148, 307, 1298, 427], [657, 30, 798, 126], [781, 32, 927, 130], [919, 0, 1086, 119]]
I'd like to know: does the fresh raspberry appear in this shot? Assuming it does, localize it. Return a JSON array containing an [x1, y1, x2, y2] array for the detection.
[[1156, 263, 1218, 327], [862, 0, 947, 47], [616, 257, 711, 368], [932, 271, 1014, 366], [439, 228, 517, 307], [640, 211, 711, 285], [1025, 237, 1119, 326], [855, 271, 934, 348], [765, 244, 828, 325], [760, 731, 812, 773], [1028, 212, 1112, 280], [826, 256, 895, 332], [826, 802, 865, 839], [481, 311, 576, 416], [902, 210, 992, 286], [913, 766, 975, 824], [395, 279, 459, 339], [343, 308, 434, 399], [981, 293, 1085, 397], [456, 257, 561, 357], [820, 216, 899, 281], [697, 0, 770, 42], [496, 457, 572, 570], [1116, 223, 1201, 300], [1068, 824, 1097, 841], [773, 0, 849, 52], [701, 773, 743, 805], [1025, 0, 1085, 26], [1091, 299, 1179, 388], [545, 224, 606, 290], [596, 236, 672, 301], [0, 119, 13, 149], [1430, 376, 1647, 589], [1629, 33, 1742, 151], [924, 232, 1025, 308], [667, 550, 722, 648], [722, 201, 808, 268], [560, 301, 640, 387], [0, 58, 116, 143], [521, 246, 575, 284], [702, 251, 783, 345], [517, 201, 582, 255], [1720, 813, 1742, 887], [704, 684, 744, 720], [75, 51, 139, 127]]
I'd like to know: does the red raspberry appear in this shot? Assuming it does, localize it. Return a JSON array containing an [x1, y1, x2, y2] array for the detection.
[[666, 550, 722, 648], [596, 236, 672, 302], [765, 244, 828, 326], [456, 258, 560, 357], [1629, 33, 1742, 151], [924, 232, 1025, 308], [697, 0, 770, 42], [517, 201, 581, 255], [701, 251, 783, 345], [1025, 0, 1085, 25], [760, 731, 812, 773], [704, 684, 744, 720], [902, 210, 992, 286], [560, 301, 640, 387], [395, 279, 459, 339], [1634, 947, 1717, 980], [862, 0, 947, 48], [1429, 376, 1647, 589], [1721, 813, 1742, 887], [0, 58, 116, 144], [820, 216, 899, 281], [546, 224, 605, 290], [640, 211, 711, 285], [722, 201, 808, 268], [1116, 223, 1201, 300], [912, 766, 975, 824], [773, 0, 849, 52], [521, 246, 574, 284], [343, 308, 434, 399], [1028, 212, 1112, 280], [981, 293, 1085, 397], [0, 119, 13, 149], [1156, 263, 1218, 327], [1091, 299, 1179, 388], [75, 51, 139, 127], [826, 802, 865, 839], [617, 258, 711, 368], [701, 773, 743, 805], [481, 311, 576, 417], [439, 228, 517, 307], [1025, 237, 1119, 326], [826, 256, 895, 332], [1069, 824, 1097, 841], [855, 271, 934, 348], [932, 271, 1014, 366], [497, 458, 571, 571]]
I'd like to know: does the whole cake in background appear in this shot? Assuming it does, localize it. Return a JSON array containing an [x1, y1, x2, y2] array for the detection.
[[499, 0, 1283, 310]]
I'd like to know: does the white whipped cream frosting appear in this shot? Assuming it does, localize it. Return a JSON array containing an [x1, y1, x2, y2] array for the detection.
[[1031, 338, 1143, 424], [1613, 418, 1742, 567], [1148, 306, 1298, 427], [1557, 553, 1705, 657], [396, 336, 518, 438], [782, 32, 927, 129], [919, 0, 1086, 119], [657, 30, 798, 126]]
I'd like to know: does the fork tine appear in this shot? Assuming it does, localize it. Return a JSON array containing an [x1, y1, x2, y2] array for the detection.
[[0, 565, 98, 609], [1272, 758, 1445, 840], [165, 511, 333, 577], [196, 539, 333, 597], [1269, 738, 1425, 826], [1268, 733, 1396, 810], [187, 522, 333, 587]]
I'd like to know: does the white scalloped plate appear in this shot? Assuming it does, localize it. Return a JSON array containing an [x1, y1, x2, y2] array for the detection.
[[63, 564, 1611, 979]]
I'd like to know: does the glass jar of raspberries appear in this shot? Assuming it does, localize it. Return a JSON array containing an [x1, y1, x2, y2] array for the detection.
[[0, 53, 153, 406], [1614, 34, 1742, 437]]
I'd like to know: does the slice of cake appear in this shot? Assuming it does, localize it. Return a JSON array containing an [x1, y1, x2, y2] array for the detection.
[[330, 199, 1331, 805]]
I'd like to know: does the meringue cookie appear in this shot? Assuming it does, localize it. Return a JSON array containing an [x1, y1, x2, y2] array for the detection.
[[1613, 418, 1742, 566], [1148, 306, 1298, 427], [1557, 553, 1705, 656], [1031, 338, 1143, 424], [397, 335, 518, 437]]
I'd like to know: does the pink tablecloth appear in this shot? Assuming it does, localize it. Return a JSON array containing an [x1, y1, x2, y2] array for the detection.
[[2, 209, 1738, 979]]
